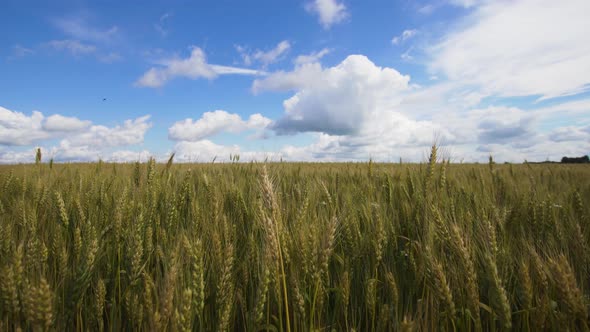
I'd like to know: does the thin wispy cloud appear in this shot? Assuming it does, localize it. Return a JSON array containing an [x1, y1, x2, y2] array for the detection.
[[10, 45, 34, 58], [154, 12, 172, 37], [42, 14, 124, 63], [98, 52, 123, 63], [53, 16, 119, 43], [294, 48, 331, 65], [401, 47, 414, 61], [392, 29, 418, 45], [236, 40, 291, 68], [429, 0, 590, 99], [136, 46, 265, 88], [44, 39, 97, 55]]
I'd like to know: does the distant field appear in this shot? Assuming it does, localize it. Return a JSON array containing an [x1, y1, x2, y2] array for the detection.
[[0, 153, 589, 331]]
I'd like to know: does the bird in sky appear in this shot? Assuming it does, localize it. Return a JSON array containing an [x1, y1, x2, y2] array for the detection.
[[102, 98, 107, 101]]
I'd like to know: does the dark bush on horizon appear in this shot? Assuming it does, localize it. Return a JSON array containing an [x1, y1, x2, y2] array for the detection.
[[561, 155, 590, 163]]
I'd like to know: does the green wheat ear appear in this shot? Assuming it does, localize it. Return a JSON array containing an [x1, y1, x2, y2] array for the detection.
[[35, 148, 42, 165]]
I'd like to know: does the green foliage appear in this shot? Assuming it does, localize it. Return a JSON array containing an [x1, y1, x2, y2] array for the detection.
[[0, 161, 589, 331]]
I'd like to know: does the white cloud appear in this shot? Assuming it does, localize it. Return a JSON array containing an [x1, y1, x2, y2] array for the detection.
[[0, 146, 153, 164], [294, 48, 331, 66], [49, 141, 101, 161], [275, 122, 589, 163], [0, 107, 152, 163], [535, 99, 590, 118], [237, 41, 291, 67], [109, 149, 152, 162], [0, 107, 48, 145], [394, 80, 494, 123], [136, 47, 263, 88], [250, 52, 590, 163], [43, 114, 91, 132], [305, 0, 349, 29], [431, 106, 534, 145], [430, 0, 590, 99], [431, 103, 590, 161], [0, 149, 41, 164], [0, 105, 151, 154], [46, 17, 121, 63], [45, 39, 97, 55], [417, 0, 482, 15], [448, 0, 484, 8], [169, 110, 271, 141], [418, 4, 436, 15], [253, 40, 291, 66], [173, 140, 281, 162], [0, 107, 94, 145], [174, 140, 239, 162], [471, 106, 536, 144], [250, 55, 463, 161], [422, 105, 544, 150], [252, 62, 324, 94], [392, 29, 418, 45], [177, 80, 590, 162], [549, 126, 590, 142], [477, 140, 590, 163], [253, 55, 412, 135], [53, 17, 118, 43], [67, 115, 152, 147], [207, 65, 265, 75]]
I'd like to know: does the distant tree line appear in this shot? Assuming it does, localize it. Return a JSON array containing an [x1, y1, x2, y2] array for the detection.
[[561, 155, 590, 163]]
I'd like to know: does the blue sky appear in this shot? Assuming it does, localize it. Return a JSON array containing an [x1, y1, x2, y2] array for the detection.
[[1, 0, 589, 163]]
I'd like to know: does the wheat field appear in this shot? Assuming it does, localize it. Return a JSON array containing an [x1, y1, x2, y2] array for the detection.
[[0, 150, 589, 331]]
